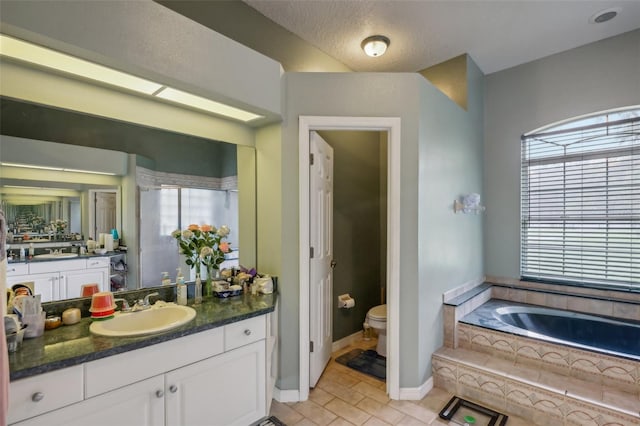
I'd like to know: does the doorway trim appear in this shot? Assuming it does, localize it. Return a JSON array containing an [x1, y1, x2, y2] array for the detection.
[[299, 116, 401, 401]]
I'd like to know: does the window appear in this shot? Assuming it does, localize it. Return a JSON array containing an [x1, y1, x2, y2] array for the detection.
[[521, 108, 640, 288]]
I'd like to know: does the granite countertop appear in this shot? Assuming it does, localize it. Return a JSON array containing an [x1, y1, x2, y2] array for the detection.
[[9, 292, 277, 381], [7, 251, 122, 264]]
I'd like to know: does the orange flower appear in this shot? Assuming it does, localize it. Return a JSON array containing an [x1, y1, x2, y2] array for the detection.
[[188, 224, 200, 231], [201, 224, 213, 233], [219, 242, 230, 253]]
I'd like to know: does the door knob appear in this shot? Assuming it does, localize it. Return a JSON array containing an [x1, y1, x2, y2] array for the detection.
[[330, 260, 337, 268], [169, 385, 178, 393], [156, 390, 164, 398], [31, 392, 44, 402]]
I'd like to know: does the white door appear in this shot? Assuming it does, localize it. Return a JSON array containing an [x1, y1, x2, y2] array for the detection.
[[93, 191, 117, 238], [309, 131, 334, 388]]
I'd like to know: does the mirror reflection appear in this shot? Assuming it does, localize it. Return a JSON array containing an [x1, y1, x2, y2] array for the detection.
[[2, 99, 255, 302]]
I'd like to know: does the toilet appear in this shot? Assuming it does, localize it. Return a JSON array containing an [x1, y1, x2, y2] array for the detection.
[[365, 304, 387, 357]]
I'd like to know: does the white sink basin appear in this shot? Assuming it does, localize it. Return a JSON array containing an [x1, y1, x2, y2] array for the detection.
[[89, 304, 196, 337], [33, 253, 79, 259]]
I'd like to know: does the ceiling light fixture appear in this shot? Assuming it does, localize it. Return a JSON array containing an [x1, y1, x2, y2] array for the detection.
[[361, 35, 390, 57], [590, 8, 620, 24], [0, 34, 263, 122], [0, 162, 116, 175]]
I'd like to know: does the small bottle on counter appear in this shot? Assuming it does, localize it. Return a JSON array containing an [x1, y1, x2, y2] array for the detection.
[[194, 273, 203, 305], [28, 243, 35, 258], [161, 272, 171, 286], [19, 247, 25, 261], [176, 268, 187, 306]]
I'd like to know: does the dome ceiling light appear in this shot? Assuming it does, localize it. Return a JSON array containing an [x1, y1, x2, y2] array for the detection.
[[361, 35, 390, 57]]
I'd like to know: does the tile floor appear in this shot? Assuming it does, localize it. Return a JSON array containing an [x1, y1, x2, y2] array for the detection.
[[269, 337, 531, 425]]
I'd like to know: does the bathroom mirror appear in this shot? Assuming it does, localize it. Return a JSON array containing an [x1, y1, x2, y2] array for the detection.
[[1, 98, 257, 300]]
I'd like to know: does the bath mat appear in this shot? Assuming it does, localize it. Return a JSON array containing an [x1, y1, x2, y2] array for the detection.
[[335, 348, 386, 380], [252, 416, 287, 426], [439, 396, 508, 425]]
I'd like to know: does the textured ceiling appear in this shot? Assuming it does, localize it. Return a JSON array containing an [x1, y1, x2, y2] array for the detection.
[[242, 0, 640, 74]]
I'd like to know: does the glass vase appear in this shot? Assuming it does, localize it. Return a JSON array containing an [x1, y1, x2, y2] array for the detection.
[[206, 264, 219, 297]]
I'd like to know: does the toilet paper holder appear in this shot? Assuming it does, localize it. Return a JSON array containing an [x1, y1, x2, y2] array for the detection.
[[338, 293, 355, 309]]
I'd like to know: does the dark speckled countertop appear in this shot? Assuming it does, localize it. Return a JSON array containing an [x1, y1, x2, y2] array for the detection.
[[9, 292, 277, 381]]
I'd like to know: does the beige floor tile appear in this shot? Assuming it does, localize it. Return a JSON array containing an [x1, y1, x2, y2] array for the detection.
[[318, 377, 367, 405], [417, 388, 452, 413], [395, 414, 429, 425], [325, 398, 372, 425], [356, 397, 405, 424], [310, 386, 337, 406], [290, 400, 339, 426], [322, 369, 362, 388], [270, 400, 304, 425], [388, 400, 438, 424], [294, 418, 320, 426], [328, 417, 357, 426], [352, 381, 390, 404], [362, 416, 393, 426]]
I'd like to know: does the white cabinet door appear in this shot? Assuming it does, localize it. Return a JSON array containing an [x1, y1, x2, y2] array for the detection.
[[7, 273, 58, 302], [61, 268, 108, 299], [11, 375, 165, 426], [165, 340, 266, 426]]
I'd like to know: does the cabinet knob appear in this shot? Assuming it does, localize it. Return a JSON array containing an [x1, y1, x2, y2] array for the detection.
[[169, 385, 178, 393], [244, 329, 252, 336], [32, 392, 45, 402], [155, 390, 164, 398]]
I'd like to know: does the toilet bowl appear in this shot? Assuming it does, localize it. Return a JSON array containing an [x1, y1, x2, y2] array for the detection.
[[365, 304, 387, 357]]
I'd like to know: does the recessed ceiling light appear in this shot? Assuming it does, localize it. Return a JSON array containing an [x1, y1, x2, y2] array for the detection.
[[590, 8, 620, 24], [361, 35, 390, 57]]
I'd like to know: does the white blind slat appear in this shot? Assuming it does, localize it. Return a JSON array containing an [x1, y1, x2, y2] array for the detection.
[[521, 110, 640, 287]]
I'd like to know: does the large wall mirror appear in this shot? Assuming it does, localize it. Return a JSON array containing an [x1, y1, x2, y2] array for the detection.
[[1, 97, 257, 300]]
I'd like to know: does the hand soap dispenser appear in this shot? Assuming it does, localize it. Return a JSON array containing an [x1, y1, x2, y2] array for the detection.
[[176, 268, 187, 305]]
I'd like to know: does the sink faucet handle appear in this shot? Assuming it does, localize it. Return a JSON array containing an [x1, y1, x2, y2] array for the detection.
[[143, 292, 160, 306], [114, 298, 131, 312]]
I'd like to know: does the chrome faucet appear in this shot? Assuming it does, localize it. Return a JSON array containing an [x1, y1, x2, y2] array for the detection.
[[114, 298, 132, 312], [132, 292, 160, 312]]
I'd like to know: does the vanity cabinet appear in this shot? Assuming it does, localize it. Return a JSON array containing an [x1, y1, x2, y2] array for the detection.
[[6, 258, 109, 302], [9, 313, 273, 426]]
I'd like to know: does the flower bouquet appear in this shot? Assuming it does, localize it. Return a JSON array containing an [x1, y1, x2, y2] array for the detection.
[[172, 224, 231, 297]]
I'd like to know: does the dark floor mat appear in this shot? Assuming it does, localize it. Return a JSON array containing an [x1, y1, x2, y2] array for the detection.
[[335, 348, 386, 380], [252, 416, 287, 426]]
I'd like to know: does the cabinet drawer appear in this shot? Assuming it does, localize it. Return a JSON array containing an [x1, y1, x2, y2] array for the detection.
[[86, 257, 109, 268], [7, 263, 29, 276], [224, 315, 266, 351], [29, 259, 87, 274], [8, 365, 84, 424], [85, 326, 224, 397]]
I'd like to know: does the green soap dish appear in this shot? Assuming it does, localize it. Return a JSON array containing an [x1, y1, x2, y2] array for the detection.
[[463, 415, 476, 424]]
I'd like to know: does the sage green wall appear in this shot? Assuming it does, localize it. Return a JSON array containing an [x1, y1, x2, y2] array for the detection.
[[484, 29, 640, 280], [317, 130, 384, 342], [280, 68, 484, 390]]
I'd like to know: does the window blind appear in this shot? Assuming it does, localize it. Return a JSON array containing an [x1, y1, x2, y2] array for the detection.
[[521, 111, 640, 288]]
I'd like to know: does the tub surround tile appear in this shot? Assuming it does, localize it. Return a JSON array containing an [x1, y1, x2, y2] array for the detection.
[[613, 301, 640, 321], [433, 344, 640, 426]]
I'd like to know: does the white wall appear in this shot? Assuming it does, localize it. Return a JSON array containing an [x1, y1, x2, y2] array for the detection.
[[484, 29, 640, 280]]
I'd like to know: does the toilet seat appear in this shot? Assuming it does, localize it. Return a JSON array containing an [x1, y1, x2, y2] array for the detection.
[[368, 304, 387, 321]]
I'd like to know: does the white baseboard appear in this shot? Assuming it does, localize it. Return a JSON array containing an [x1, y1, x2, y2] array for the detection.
[[273, 387, 300, 403], [398, 376, 433, 400], [331, 330, 365, 353]]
